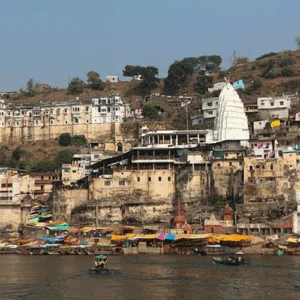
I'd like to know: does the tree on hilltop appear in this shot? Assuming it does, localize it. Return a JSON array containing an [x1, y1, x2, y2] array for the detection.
[[138, 66, 159, 95], [164, 55, 222, 94], [67, 77, 84, 94], [295, 36, 300, 50], [87, 71, 104, 90], [122, 65, 141, 78], [123, 65, 159, 95], [26, 78, 37, 97]]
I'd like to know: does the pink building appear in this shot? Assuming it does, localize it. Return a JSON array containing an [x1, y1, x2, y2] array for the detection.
[[249, 140, 274, 159], [295, 112, 300, 121]]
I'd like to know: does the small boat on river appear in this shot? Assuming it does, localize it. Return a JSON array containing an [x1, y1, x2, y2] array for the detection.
[[212, 255, 247, 266], [90, 254, 110, 273]]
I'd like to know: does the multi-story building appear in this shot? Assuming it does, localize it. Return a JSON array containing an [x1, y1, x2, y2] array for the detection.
[[243, 150, 300, 203], [29, 172, 59, 199], [0, 168, 35, 229], [61, 153, 107, 185], [257, 95, 291, 120], [0, 94, 130, 148], [201, 97, 219, 126]]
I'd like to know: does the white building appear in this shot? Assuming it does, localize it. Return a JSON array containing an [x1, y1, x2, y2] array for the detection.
[[202, 97, 219, 121], [257, 96, 291, 119], [106, 75, 119, 83], [214, 82, 249, 143], [0, 99, 5, 128], [140, 128, 213, 148], [92, 94, 129, 124]]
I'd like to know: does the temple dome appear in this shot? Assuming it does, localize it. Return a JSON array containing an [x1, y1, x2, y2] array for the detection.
[[213, 82, 249, 142]]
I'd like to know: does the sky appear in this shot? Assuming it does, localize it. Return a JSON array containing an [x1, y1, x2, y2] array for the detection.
[[0, 0, 300, 91]]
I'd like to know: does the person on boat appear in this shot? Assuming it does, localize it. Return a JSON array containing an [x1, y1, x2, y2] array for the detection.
[[94, 256, 108, 269]]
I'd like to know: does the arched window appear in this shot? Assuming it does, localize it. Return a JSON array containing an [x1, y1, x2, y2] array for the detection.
[[117, 142, 123, 152]]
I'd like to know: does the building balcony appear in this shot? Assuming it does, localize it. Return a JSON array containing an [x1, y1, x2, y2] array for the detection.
[[34, 189, 45, 195], [35, 180, 53, 184]]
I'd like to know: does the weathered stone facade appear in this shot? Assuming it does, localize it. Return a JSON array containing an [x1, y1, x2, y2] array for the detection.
[[244, 151, 300, 203]]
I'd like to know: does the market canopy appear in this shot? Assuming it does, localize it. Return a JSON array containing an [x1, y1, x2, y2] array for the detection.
[[165, 234, 175, 241], [46, 225, 71, 231]]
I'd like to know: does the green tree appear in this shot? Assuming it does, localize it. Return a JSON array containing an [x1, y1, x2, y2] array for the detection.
[[164, 59, 197, 94], [31, 159, 56, 172], [142, 104, 161, 121], [26, 78, 36, 97], [138, 66, 159, 95], [198, 55, 222, 73], [164, 55, 222, 93], [123, 65, 141, 77], [55, 150, 74, 167], [58, 133, 72, 146], [12, 147, 22, 161], [67, 77, 84, 94], [71, 135, 87, 146], [194, 75, 213, 94], [87, 71, 104, 90], [281, 66, 295, 77]]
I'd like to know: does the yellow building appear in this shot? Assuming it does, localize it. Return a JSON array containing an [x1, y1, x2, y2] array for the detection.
[[243, 151, 300, 203]]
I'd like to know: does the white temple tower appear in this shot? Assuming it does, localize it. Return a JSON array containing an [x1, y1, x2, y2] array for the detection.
[[213, 82, 249, 143]]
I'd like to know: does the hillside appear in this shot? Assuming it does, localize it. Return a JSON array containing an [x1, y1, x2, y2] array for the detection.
[[2, 50, 300, 164], [4, 50, 300, 107]]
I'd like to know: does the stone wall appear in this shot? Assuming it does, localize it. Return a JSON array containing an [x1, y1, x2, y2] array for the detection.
[[0, 204, 21, 230], [236, 202, 297, 224]]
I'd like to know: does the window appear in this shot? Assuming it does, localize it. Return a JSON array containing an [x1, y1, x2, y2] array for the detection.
[[86, 119, 89, 124], [217, 163, 221, 167], [65, 121, 68, 125], [208, 111, 213, 115], [280, 101, 284, 106], [270, 102, 274, 106], [207, 102, 212, 107], [72, 170, 76, 173], [266, 143, 269, 148], [148, 177, 151, 182], [104, 181, 110, 186], [260, 102, 264, 106], [270, 164, 274, 170], [85, 106, 89, 112], [119, 180, 125, 186], [229, 162, 232, 166], [249, 166, 253, 171], [137, 177, 140, 182], [158, 176, 162, 181], [50, 120, 54, 125], [168, 177, 171, 181]]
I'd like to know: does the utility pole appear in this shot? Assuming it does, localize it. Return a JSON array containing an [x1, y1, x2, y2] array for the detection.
[[185, 94, 189, 130]]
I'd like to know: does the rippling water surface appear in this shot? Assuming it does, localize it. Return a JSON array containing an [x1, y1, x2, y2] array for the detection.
[[0, 255, 299, 300]]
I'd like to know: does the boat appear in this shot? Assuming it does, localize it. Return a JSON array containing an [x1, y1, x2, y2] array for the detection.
[[90, 254, 110, 273], [212, 256, 247, 266]]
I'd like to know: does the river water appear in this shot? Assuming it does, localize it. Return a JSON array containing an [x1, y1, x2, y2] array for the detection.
[[0, 255, 299, 300]]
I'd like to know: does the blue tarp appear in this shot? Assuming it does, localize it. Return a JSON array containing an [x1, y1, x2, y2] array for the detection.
[[165, 234, 175, 241], [39, 237, 64, 243], [233, 79, 244, 89]]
